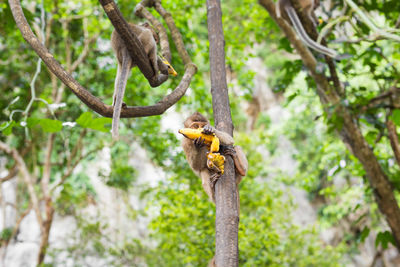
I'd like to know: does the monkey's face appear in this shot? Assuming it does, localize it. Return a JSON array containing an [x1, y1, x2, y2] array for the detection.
[[189, 122, 207, 129]]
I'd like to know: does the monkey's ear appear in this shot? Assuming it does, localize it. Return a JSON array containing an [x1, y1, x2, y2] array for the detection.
[[142, 22, 150, 27]]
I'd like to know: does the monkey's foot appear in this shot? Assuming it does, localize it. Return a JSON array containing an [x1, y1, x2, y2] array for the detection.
[[210, 173, 221, 190], [221, 145, 236, 157], [194, 137, 206, 149], [202, 124, 215, 135]]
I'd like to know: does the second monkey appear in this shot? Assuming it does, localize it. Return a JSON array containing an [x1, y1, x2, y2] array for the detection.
[[111, 22, 166, 140]]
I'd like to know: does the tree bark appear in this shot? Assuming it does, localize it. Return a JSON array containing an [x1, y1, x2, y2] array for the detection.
[[207, 0, 239, 266]]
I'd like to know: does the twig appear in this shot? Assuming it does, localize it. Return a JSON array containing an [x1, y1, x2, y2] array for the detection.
[[0, 165, 18, 183], [387, 120, 400, 167], [0, 142, 44, 233]]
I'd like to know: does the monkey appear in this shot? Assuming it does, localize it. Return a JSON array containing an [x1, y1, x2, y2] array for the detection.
[[276, 0, 339, 59], [110, 22, 160, 140], [181, 112, 248, 204]]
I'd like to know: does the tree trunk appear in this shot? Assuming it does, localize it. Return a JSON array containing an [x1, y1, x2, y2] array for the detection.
[[207, 0, 239, 266]]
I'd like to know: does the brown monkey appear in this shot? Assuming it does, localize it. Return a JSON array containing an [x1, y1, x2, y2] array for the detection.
[[110, 22, 159, 140], [276, 0, 338, 58], [181, 112, 248, 203]]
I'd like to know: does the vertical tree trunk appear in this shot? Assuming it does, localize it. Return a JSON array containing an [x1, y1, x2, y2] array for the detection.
[[207, 0, 239, 266]]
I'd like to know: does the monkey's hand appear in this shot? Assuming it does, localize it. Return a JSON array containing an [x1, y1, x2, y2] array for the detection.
[[202, 124, 215, 135], [207, 152, 225, 174], [193, 137, 206, 149]]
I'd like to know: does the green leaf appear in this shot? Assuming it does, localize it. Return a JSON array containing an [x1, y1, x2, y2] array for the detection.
[[375, 231, 395, 249], [38, 119, 63, 133], [76, 112, 112, 133], [26, 117, 41, 128], [359, 227, 370, 243], [0, 121, 16, 135], [391, 109, 400, 126], [76, 112, 92, 127]]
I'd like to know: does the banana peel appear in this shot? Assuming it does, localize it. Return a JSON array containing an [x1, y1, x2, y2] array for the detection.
[[178, 128, 220, 153], [179, 127, 225, 174], [161, 56, 178, 77], [207, 152, 225, 174]]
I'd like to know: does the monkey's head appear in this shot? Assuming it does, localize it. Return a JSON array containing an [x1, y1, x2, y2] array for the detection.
[[184, 112, 209, 128]]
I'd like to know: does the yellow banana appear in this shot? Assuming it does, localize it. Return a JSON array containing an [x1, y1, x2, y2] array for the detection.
[[207, 153, 225, 174], [161, 57, 178, 77], [178, 128, 220, 153]]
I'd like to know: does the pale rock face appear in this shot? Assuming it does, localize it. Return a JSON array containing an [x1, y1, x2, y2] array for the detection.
[[4, 243, 38, 267]]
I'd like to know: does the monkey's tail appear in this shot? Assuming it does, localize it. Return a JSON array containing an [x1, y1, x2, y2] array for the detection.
[[112, 49, 131, 140], [285, 6, 338, 59]]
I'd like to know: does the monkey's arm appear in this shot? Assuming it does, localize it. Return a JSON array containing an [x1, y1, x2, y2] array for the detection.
[[202, 124, 234, 145], [182, 138, 208, 173], [139, 29, 159, 77], [284, 3, 338, 58], [112, 48, 131, 140], [200, 169, 216, 203]]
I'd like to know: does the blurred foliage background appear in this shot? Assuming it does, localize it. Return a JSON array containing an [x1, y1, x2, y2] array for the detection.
[[1, 0, 400, 266]]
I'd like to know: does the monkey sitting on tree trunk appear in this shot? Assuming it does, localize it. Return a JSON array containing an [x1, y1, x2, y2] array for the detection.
[[180, 112, 248, 203], [110, 22, 177, 140]]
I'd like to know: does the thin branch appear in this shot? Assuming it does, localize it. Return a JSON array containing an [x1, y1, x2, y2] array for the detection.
[[50, 146, 101, 192], [0, 165, 18, 183], [154, 0, 193, 66], [387, 120, 400, 167], [344, 0, 400, 42], [0, 142, 44, 233], [42, 133, 55, 198], [134, 2, 171, 63]]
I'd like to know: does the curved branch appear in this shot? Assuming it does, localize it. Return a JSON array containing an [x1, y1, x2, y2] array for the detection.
[[154, 0, 193, 66], [9, 0, 196, 118], [135, 2, 171, 63]]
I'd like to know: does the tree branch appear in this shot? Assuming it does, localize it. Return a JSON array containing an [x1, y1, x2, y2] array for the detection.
[[0, 142, 44, 233], [9, 0, 196, 119], [387, 120, 400, 167], [135, 2, 171, 63], [0, 164, 18, 183], [207, 0, 238, 266]]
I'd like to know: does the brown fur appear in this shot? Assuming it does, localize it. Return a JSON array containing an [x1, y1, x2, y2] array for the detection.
[[111, 22, 159, 140], [181, 112, 248, 203]]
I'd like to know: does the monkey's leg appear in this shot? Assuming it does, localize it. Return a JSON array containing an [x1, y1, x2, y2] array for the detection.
[[221, 145, 248, 177], [112, 48, 131, 140], [200, 170, 216, 203]]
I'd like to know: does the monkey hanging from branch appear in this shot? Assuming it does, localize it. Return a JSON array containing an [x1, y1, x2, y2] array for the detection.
[[276, 0, 339, 59], [111, 22, 177, 140], [179, 112, 248, 204]]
